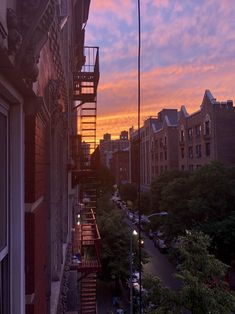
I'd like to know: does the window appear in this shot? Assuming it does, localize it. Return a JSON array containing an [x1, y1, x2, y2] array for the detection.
[[205, 121, 210, 135], [206, 142, 210, 156], [188, 128, 193, 140], [155, 139, 158, 149], [0, 107, 8, 254], [195, 144, 201, 158], [160, 152, 163, 161], [180, 129, 185, 142], [0, 104, 9, 314], [164, 150, 167, 161], [188, 146, 193, 159], [181, 165, 185, 170], [165, 165, 167, 171], [181, 147, 184, 159], [189, 164, 194, 171], [196, 164, 202, 169], [160, 166, 163, 173], [195, 124, 201, 137]]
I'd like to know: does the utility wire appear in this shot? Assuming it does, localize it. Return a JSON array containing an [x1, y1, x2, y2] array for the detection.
[[137, 0, 142, 313]]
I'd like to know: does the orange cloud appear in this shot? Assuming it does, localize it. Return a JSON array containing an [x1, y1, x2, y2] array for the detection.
[[94, 59, 235, 141]]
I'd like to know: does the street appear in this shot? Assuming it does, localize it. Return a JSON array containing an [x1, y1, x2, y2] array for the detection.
[[143, 235, 181, 291]]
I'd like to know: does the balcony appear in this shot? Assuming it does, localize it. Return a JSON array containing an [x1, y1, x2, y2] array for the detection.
[[73, 46, 100, 103]]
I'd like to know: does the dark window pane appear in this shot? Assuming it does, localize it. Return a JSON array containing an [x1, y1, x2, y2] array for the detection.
[[0, 112, 7, 252]]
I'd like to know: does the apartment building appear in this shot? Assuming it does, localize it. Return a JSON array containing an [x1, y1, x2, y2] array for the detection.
[[0, 1, 99, 313], [110, 148, 130, 184], [99, 131, 129, 168], [178, 90, 235, 171], [130, 109, 178, 189], [151, 110, 179, 178]]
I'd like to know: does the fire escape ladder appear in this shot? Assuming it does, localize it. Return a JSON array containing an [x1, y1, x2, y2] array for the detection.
[[72, 46, 100, 314]]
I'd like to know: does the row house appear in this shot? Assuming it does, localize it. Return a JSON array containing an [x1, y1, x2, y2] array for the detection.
[[0, 1, 100, 313], [178, 90, 235, 171], [130, 90, 235, 189]]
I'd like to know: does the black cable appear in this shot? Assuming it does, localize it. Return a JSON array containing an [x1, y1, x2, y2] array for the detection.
[[137, 0, 142, 313]]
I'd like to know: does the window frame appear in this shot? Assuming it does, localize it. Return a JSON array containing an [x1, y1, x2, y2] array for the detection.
[[0, 103, 9, 262]]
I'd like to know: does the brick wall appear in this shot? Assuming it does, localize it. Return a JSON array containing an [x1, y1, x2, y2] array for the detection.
[[25, 112, 49, 314], [25, 203, 47, 314]]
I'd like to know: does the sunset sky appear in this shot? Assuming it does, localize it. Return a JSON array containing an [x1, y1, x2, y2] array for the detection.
[[85, 0, 235, 140]]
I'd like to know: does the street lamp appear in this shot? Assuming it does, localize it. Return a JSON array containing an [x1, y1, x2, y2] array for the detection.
[[130, 229, 138, 314]]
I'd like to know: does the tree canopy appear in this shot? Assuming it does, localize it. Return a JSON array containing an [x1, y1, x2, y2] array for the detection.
[[143, 231, 235, 314]]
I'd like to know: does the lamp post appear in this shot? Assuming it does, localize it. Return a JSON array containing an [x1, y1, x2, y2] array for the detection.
[[130, 229, 138, 314]]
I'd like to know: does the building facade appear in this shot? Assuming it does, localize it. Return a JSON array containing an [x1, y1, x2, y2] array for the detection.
[[99, 132, 129, 168], [111, 149, 130, 185], [130, 109, 178, 189], [130, 90, 235, 190], [178, 90, 235, 171], [0, 1, 98, 313]]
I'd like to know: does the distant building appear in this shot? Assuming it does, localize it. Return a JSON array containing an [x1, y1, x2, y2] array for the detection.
[[120, 130, 128, 140], [130, 109, 178, 189], [99, 131, 129, 168], [103, 133, 111, 141], [178, 90, 235, 171], [111, 148, 130, 184], [130, 90, 235, 190]]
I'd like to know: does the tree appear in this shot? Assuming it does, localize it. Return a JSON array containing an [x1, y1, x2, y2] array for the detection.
[[97, 165, 115, 193], [119, 183, 137, 203], [97, 195, 148, 282], [151, 170, 188, 212], [143, 231, 235, 314], [97, 196, 130, 280], [140, 191, 151, 215], [177, 231, 235, 314]]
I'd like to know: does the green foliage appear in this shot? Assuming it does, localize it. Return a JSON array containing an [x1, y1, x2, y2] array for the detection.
[[97, 165, 115, 193], [119, 183, 137, 203], [143, 274, 181, 314], [143, 231, 235, 314], [151, 170, 188, 212], [150, 163, 235, 262], [177, 231, 235, 314], [97, 195, 130, 279], [97, 194, 148, 280], [140, 191, 151, 214]]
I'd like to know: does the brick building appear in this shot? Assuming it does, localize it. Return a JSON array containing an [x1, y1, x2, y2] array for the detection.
[[130, 109, 178, 189], [130, 91, 235, 190], [0, 1, 99, 313], [111, 148, 130, 184], [99, 131, 129, 168], [178, 90, 235, 171]]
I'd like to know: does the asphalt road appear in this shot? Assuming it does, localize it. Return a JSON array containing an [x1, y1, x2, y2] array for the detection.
[[143, 235, 181, 291], [127, 217, 181, 291]]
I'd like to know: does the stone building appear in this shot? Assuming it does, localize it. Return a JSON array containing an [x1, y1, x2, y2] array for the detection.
[[178, 90, 235, 171], [0, 1, 98, 313]]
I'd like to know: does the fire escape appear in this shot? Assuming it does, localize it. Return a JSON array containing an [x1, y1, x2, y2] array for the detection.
[[72, 46, 100, 314]]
